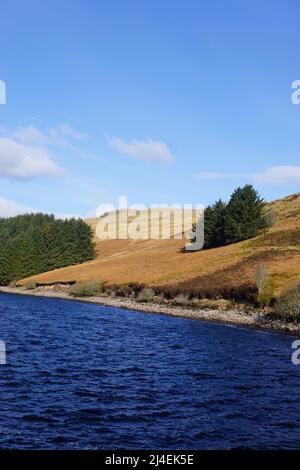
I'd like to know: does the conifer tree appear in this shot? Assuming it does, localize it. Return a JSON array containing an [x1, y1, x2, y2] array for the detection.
[[0, 213, 96, 285], [224, 185, 266, 244], [191, 185, 267, 249]]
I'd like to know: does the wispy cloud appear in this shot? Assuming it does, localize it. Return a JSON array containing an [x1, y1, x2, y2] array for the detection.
[[106, 134, 173, 164], [58, 122, 88, 141], [12, 122, 88, 149], [253, 166, 300, 185], [13, 126, 49, 146], [0, 197, 35, 217], [195, 166, 300, 186]]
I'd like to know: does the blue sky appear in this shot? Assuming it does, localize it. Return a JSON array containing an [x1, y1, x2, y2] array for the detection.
[[0, 0, 299, 217]]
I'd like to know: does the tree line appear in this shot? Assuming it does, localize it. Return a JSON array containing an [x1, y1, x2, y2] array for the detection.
[[0, 213, 95, 285], [193, 185, 268, 248]]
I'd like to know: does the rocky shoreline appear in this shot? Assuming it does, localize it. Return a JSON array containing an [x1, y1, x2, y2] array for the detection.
[[0, 285, 299, 336]]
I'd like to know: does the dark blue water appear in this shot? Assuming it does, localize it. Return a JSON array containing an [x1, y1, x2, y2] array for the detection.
[[0, 293, 300, 449]]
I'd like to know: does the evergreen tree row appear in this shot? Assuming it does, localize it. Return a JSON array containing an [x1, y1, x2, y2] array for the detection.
[[0, 213, 95, 285], [193, 185, 267, 248]]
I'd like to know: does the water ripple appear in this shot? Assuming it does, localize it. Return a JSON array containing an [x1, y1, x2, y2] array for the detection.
[[0, 292, 299, 449]]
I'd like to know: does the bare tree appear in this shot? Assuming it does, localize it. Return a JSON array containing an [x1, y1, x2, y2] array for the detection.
[[255, 262, 269, 294], [264, 208, 278, 228]]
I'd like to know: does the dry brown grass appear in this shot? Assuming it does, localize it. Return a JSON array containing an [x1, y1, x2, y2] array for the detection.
[[20, 192, 300, 301]]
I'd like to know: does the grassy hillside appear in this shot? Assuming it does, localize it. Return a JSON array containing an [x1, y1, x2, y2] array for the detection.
[[20, 193, 300, 301]]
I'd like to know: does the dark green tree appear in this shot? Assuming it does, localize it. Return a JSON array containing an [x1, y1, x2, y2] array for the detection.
[[192, 199, 226, 248], [224, 185, 266, 244], [191, 185, 267, 249], [0, 213, 96, 285], [206, 199, 227, 247]]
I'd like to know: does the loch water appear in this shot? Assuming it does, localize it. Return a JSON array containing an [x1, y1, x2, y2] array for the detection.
[[0, 293, 299, 449]]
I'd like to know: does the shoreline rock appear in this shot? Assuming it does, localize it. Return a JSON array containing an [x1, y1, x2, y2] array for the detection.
[[0, 286, 299, 336]]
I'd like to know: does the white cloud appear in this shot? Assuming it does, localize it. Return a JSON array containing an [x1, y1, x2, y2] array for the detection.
[[0, 121, 90, 180], [0, 137, 62, 178], [0, 196, 80, 219], [196, 166, 300, 186], [106, 135, 173, 164], [0, 197, 35, 218]]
